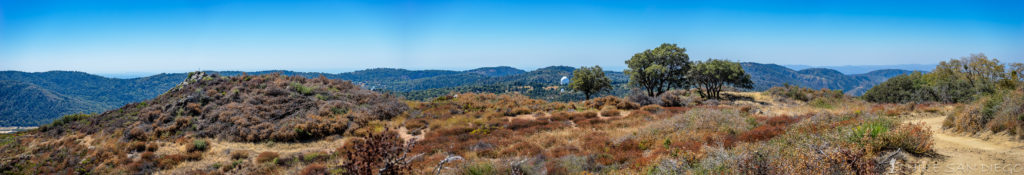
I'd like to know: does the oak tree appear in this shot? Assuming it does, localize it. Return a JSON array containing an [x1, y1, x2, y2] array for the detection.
[[569, 66, 612, 100]]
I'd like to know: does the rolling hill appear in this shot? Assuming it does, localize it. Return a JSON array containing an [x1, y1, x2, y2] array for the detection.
[[0, 63, 912, 126]]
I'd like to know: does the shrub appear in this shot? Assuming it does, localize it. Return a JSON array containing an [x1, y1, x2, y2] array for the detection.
[[231, 150, 250, 160], [460, 161, 498, 175], [499, 142, 544, 157], [341, 129, 410, 175], [156, 154, 185, 169], [738, 125, 786, 142], [628, 89, 661, 106], [129, 142, 146, 152], [41, 113, 92, 131], [146, 143, 159, 152], [290, 82, 314, 95], [880, 123, 934, 154], [659, 90, 698, 107], [256, 152, 279, 163], [187, 139, 209, 152], [299, 163, 328, 175], [600, 106, 620, 117], [944, 89, 1024, 137], [302, 152, 329, 162], [640, 105, 664, 113], [583, 96, 639, 110]]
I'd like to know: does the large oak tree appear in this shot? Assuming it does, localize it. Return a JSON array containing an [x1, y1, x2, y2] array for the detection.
[[625, 43, 691, 97], [689, 59, 753, 99]]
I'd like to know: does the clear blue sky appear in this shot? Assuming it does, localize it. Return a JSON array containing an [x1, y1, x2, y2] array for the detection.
[[2, 0, 1022, 74]]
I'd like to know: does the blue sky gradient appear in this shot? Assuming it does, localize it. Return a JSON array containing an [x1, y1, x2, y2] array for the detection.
[[1, 0, 1022, 74]]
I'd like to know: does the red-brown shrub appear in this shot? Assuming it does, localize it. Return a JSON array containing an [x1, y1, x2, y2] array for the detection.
[[600, 106, 620, 116], [499, 142, 544, 157], [299, 163, 328, 175], [739, 125, 786, 142], [256, 152, 279, 163], [341, 129, 410, 175], [583, 96, 639, 110], [157, 154, 186, 169]]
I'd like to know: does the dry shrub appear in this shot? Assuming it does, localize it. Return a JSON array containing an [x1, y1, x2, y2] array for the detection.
[[507, 118, 542, 130], [129, 142, 146, 152], [738, 125, 786, 143], [299, 163, 328, 175], [580, 132, 612, 154], [583, 96, 639, 110], [878, 123, 934, 154], [404, 119, 428, 130], [157, 154, 186, 169], [499, 142, 544, 157], [341, 129, 411, 175], [608, 139, 645, 165], [640, 104, 664, 113], [599, 106, 620, 117], [256, 152, 279, 163], [141, 151, 156, 161], [944, 90, 1024, 137], [628, 90, 660, 106], [510, 106, 533, 116], [231, 150, 250, 160], [659, 90, 699, 107], [545, 145, 581, 158], [146, 143, 159, 152], [571, 112, 598, 121]]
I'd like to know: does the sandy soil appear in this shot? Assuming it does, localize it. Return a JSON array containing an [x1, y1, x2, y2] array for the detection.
[[905, 116, 1024, 175]]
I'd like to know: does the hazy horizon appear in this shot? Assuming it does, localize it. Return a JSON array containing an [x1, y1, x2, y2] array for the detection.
[[2, 0, 1022, 74]]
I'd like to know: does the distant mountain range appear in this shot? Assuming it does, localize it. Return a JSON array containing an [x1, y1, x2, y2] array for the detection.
[[783, 64, 933, 74], [0, 63, 913, 126]]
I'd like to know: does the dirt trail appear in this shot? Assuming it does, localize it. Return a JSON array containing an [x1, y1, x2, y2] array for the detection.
[[906, 116, 1024, 175]]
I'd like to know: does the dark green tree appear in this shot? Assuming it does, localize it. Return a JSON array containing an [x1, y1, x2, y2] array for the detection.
[[689, 59, 753, 99], [569, 66, 612, 99], [861, 72, 937, 103], [625, 43, 691, 97]]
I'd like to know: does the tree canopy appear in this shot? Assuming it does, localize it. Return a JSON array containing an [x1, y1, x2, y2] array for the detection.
[[625, 43, 691, 96], [569, 66, 613, 99], [689, 59, 753, 99], [864, 53, 1022, 103]]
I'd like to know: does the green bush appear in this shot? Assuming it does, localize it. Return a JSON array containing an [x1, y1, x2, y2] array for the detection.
[[460, 162, 498, 175], [290, 82, 313, 95], [187, 139, 209, 152], [41, 114, 92, 131]]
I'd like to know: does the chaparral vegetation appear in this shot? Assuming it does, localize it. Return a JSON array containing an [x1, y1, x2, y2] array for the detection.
[[1, 44, 1020, 175]]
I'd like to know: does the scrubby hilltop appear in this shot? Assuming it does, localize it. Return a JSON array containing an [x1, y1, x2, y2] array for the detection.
[[0, 72, 407, 174]]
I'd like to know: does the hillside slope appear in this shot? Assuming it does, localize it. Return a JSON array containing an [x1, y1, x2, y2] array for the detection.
[[0, 71, 184, 126], [0, 72, 407, 174], [741, 62, 912, 95]]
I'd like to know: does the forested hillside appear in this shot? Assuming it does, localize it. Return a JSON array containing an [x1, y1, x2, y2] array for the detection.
[[741, 63, 913, 95], [0, 71, 185, 126]]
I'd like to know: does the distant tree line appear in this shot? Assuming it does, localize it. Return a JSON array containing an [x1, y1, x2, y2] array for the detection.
[[862, 53, 1024, 103]]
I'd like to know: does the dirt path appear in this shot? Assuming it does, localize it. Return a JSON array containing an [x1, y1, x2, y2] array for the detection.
[[906, 116, 1024, 175]]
